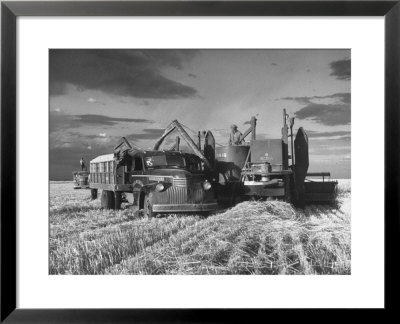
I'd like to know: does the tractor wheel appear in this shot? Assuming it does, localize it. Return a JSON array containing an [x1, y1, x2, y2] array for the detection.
[[144, 195, 155, 218], [101, 190, 115, 209], [91, 189, 98, 200], [114, 191, 122, 210]]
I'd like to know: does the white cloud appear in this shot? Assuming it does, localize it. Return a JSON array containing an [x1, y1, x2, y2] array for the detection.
[[88, 97, 96, 103], [60, 142, 72, 148], [311, 135, 350, 141]]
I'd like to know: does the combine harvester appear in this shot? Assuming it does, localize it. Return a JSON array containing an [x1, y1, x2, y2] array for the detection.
[[213, 110, 338, 207]]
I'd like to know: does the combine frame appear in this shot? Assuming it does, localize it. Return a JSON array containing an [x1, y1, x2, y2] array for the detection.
[[213, 110, 338, 206]]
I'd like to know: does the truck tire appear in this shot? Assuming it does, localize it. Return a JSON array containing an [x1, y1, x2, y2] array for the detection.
[[144, 195, 155, 218], [101, 190, 115, 209], [114, 191, 122, 210], [91, 189, 98, 200]]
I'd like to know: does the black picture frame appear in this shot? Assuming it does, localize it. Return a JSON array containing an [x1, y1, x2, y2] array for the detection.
[[1, 1, 399, 322]]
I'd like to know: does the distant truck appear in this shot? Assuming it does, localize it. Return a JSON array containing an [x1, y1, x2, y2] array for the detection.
[[89, 146, 218, 217], [72, 171, 90, 189]]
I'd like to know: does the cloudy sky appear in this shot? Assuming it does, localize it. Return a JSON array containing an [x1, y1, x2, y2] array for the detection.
[[50, 49, 350, 180]]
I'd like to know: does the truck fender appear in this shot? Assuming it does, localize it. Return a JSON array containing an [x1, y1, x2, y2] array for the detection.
[[132, 180, 144, 207], [138, 188, 154, 210]]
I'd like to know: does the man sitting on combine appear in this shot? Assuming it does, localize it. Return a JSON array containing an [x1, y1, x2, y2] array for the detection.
[[229, 124, 244, 145]]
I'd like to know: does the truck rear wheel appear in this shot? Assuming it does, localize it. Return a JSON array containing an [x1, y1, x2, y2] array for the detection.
[[91, 189, 98, 200], [101, 190, 115, 209]]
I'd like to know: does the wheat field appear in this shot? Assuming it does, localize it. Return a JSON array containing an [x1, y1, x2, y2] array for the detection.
[[49, 180, 351, 275]]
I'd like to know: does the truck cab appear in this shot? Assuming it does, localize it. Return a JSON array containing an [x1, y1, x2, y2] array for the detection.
[[89, 150, 218, 216]]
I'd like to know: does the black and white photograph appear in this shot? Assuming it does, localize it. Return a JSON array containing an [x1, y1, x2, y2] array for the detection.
[[49, 49, 351, 275]]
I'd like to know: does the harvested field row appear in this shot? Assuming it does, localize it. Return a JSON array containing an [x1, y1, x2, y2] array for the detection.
[[49, 180, 351, 275], [105, 200, 350, 275], [49, 215, 199, 274]]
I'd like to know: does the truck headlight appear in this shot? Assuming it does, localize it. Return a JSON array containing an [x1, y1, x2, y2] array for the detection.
[[203, 181, 212, 191], [155, 183, 165, 192]]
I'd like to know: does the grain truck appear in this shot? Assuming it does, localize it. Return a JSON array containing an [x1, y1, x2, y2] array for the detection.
[[88, 137, 218, 216]]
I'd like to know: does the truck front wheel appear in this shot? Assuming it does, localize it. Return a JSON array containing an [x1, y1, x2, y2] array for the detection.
[[101, 190, 115, 209], [91, 189, 98, 200], [144, 195, 155, 218]]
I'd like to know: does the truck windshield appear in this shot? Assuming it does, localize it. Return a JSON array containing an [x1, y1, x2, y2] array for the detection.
[[144, 154, 185, 168], [184, 155, 203, 172]]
